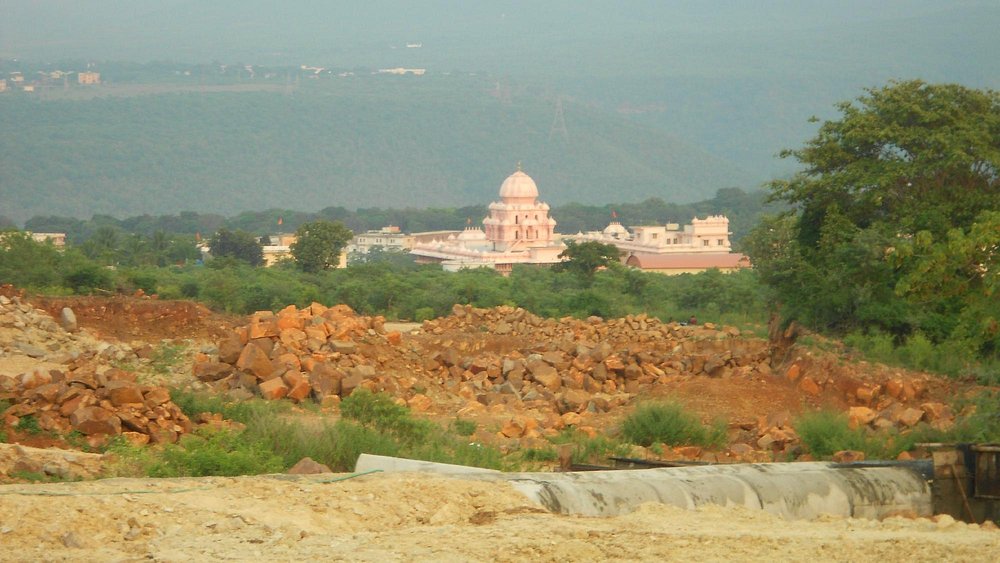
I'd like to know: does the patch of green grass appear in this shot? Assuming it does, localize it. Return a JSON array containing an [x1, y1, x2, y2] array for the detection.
[[150, 342, 187, 375], [16, 414, 42, 435], [944, 391, 1000, 443], [795, 410, 874, 458], [798, 393, 1000, 461], [340, 389, 435, 444], [621, 402, 727, 448], [141, 388, 507, 475], [549, 429, 630, 465], [842, 330, 994, 382], [107, 428, 284, 478], [518, 447, 559, 462], [63, 430, 95, 452], [169, 388, 291, 424], [450, 419, 477, 437], [8, 469, 80, 483], [795, 410, 915, 460], [149, 429, 284, 477]]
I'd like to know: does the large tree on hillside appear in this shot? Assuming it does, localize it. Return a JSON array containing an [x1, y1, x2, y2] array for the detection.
[[746, 80, 1000, 360], [290, 220, 354, 273]]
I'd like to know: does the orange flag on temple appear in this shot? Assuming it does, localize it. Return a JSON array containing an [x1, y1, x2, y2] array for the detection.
[[278, 217, 284, 226], [611, 209, 618, 219]]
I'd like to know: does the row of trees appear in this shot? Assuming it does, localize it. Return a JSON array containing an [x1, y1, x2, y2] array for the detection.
[[0, 227, 766, 327], [207, 221, 354, 273]]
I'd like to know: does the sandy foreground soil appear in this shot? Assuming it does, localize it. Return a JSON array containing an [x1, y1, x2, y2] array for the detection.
[[0, 471, 997, 562]]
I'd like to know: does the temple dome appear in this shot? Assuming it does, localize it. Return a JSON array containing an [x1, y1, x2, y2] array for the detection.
[[499, 170, 539, 200], [603, 221, 628, 238], [457, 227, 487, 241]]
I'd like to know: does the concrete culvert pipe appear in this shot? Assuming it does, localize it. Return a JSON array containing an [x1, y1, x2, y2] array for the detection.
[[502, 462, 932, 519], [355, 455, 932, 520]]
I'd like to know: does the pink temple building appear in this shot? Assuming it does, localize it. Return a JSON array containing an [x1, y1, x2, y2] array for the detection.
[[410, 167, 565, 274]]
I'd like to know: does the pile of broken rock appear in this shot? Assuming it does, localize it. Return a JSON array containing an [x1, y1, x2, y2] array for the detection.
[[194, 303, 771, 437], [0, 295, 192, 446]]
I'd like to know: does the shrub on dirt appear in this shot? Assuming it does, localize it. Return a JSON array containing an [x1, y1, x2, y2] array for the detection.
[[170, 388, 290, 423], [107, 429, 284, 478], [164, 388, 504, 473], [796, 411, 876, 459], [340, 389, 434, 444], [621, 402, 726, 448], [945, 391, 1000, 443], [517, 447, 559, 463], [795, 410, 914, 460], [148, 429, 284, 477], [16, 415, 43, 436], [150, 342, 187, 375], [450, 419, 477, 437], [550, 429, 630, 465]]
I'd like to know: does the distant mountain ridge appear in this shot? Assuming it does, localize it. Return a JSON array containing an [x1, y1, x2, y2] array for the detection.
[[0, 78, 750, 223]]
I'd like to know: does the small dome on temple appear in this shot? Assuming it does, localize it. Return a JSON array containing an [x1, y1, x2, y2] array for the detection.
[[456, 227, 487, 241], [603, 221, 628, 237]]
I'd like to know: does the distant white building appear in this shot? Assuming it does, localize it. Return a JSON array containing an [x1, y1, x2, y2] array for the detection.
[[351, 226, 414, 254], [377, 68, 426, 76], [77, 71, 101, 85], [566, 216, 750, 275], [30, 232, 67, 248]]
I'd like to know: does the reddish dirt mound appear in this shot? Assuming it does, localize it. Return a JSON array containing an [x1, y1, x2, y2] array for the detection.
[[33, 296, 237, 342]]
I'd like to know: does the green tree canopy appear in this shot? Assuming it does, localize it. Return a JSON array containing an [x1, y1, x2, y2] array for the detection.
[[290, 220, 354, 273], [746, 80, 1000, 363], [772, 80, 1000, 245], [209, 228, 263, 267], [554, 240, 624, 278]]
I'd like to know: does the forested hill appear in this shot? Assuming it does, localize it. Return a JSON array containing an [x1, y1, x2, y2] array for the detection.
[[0, 77, 749, 224]]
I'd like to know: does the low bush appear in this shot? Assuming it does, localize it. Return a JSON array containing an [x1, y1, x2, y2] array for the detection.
[[450, 419, 477, 437], [843, 329, 993, 383], [340, 389, 434, 444], [945, 391, 1000, 443], [154, 388, 505, 474], [169, 388, 290, 424], [795, 410, 918, 460], [148, 429, 283, 477], [16, 415, 43, 435], [149, 342, 187, 375], [549, 429, 630, 465], [795, 411, 875, 458], [621, 402, 726, 448]]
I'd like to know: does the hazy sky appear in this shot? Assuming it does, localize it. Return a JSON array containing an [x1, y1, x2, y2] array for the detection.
[[2, 1, 994, 66]]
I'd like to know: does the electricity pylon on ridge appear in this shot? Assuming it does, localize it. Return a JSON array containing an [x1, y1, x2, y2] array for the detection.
[[549, 96, 568, 141]]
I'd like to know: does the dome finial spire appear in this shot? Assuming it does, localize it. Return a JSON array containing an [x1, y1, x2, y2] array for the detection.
[[516, 160, 522, 172]]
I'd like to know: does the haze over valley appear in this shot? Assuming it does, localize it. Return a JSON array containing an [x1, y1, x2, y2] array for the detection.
[[2, 0, 998, 223]]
